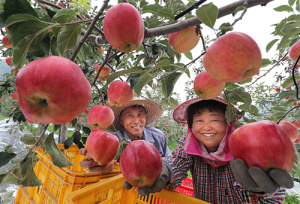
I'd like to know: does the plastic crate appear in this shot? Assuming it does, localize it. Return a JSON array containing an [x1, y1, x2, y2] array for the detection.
[[65, 174, 211, 204], [14, 144, 121, 204], [173, 177, 194, 196]]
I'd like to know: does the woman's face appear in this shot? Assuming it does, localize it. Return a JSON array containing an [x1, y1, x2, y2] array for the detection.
[[192, 108, 227, 153]]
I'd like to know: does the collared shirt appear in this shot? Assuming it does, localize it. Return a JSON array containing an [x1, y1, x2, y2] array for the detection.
[[163, 137, 286, 204], [115, 126, 172, 157]]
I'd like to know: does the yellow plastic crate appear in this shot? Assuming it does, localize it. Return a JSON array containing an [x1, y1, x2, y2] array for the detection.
[[14, 144, 121, 204], [66, 174, 211, 204]]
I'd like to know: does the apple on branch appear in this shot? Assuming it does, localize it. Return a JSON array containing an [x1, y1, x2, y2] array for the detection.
[[87, 105, 115, 132], [107, 80, 135, 107], [103, 3, 144, 53], [11, 68, 19, 76], [5, 57, 13, 67], [193, 70, 225, 100], [58, 1, 66, 8], [95, 64, 111, 81], [15, 56, 92, 124], [203, 31, 262, 83], [289, 39, 300, 65], [275, 87, 280, 92], [2, 35, 13, 49]]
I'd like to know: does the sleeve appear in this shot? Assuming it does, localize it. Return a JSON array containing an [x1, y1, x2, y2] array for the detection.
[[162, 137, 193, 189]]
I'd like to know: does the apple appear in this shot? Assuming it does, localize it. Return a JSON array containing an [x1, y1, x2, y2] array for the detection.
[[107, 80, 135, 107], [120, 140, 162, 188], [96, 47, 104, 55], [87, 105, 115, 132], [58, 2, 66, 8], [266, 115, 271, 117], [86, 131, 119, 166], [103, 3, 144, 53], [285, 96, 290, 99], [11, 68, 19, 76], [168, 25, 200, 53], [281, 56, 289, 61], [286, 86, 291, 90], [15, 56, 92, 124], [2, 35, 13, 49], [275, 87, 280, 92], [294, 102, 298, 106], [293, 120, 300, 128], [203, 31, 262, 83], [11, 92, 17, 101], [193, 70, 225, 100], [271, 100, 276, 105], [278, 121, 299, 142], [5, 57, 13, 67], [289, 39, 300, 65], [229, 120, 295, 173], [5, 27, 7, 32], [84, 108, 89, 113], [95, 64, 111, 81], [294, 138, 300, 144]]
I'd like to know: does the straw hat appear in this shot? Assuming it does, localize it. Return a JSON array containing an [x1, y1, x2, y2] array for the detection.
[[173, 96, 240, 124], [106, 98, 163, 132]]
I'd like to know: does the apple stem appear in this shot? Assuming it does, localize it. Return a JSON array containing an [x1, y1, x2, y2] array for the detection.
[[39, 98, 48, 107]]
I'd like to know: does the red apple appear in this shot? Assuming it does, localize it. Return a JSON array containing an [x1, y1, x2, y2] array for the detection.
[[58, 2, 66, 8], [11, 68, 19, 76], [293, 120, 300, 128], [279, 121, 299, 142], [294, 138, 300, 144], [87, 105, 114, 132], [5, 27, 8, 32], [11, 92, 17, 101], [96, 47, 104, 55], [193, 70, 225, 99], [294, 102, 298, 106], [103, 3, 144, 53], [5, 57, 13, 67], [203, 31, 262, 83], [281, 56, 289, 61], [86, 131, 119, 166], [289, 39, 300, 65], [95, 64, 111, 81], [2, 35, 13, 49], [168, 25, 200, 53], [266, 115, 271, 117], [229, 120, 295, 173], [107, 80, 135, 107], [271, 100, 276, 105], [275, 87, 280, 92], [15, 56, 92, 124], [84, 108, 89, 113], [285, 96, 290, 99], [120, 140, 162, 188]]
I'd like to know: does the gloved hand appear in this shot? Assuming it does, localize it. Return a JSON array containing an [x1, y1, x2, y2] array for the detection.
[[124, 160, 173, 196], [230, 158, 294, 194]]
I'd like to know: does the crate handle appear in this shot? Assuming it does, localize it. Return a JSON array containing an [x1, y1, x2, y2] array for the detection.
[[98, 189, 114, 204]]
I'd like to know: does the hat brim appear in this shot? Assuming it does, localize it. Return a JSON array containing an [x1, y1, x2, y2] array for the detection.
[[173, 96, 240, 124], [106, 99, 163, 132]]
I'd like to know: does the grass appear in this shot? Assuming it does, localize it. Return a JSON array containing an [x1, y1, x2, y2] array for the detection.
[[283, 193, 300, 204]]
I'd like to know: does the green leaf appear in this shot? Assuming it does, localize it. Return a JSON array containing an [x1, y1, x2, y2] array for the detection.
[[45, 133, 74, 167], [141, 4, 160, 14], [73, 131, 81, 144], [184, 51, 193, 60], [21, 154, 42, 187], [266, 39, 279, 52], [5, 14, 40, 27], [64, 137, 74, 149], [232, 6, 244, 17], [274, 5, 293, 12], [105, 66, 143, 87], [156, 8, 174, 20], [57, 24, 82, 56], [82, 126, 91, 135], [261, 58, 271, 68], [133, 73, 160, 96], [0, 173, 8, 184], [20, 135, 39, 145], [50, 35, 59, 56], [1, 168, 22, 185], [279, 90, 296, 98], [225, 87, 252, 108], [225, 105, 238, 124], [164, 72, 182, 98], [52, 9, 77, 37], [54, 124, 61, 132], [1, 191, 14, 201], [114, 138, 128, 160], [169, 97, 179, 109], [130, 74, 141, 90], [271, 111, 286, 119], [294, 110, 300, 122], [289, 0, 296, 6], [4, 0, 38, 18], [196, 3, 218, 29], [0, 151, 16, 167]]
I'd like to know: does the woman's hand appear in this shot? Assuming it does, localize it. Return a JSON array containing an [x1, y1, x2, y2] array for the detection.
[[79, 148, 116, 173]]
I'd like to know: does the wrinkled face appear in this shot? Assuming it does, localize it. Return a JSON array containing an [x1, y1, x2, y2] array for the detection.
[[120, 106, 146, 140], [192, 108, 227, 153]]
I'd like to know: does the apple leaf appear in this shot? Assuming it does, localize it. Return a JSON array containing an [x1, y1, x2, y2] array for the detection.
[[156, 8, 174, 20], [0, 191, 14, 202], [4, 0, 38, 18], [105, 66, 144, 87], [51, 9, 77, 37], [0, 151, 16, 167], [57, 24, 82, 57], [82, 126, 91, 136], [184, 51, 193, 60], [232, 6, 244, 17], [0, 173, 8, 184], [2, 168, 22, 185], [224, 87, 252, 108], [133, 72, 160, 96], [162, 72, 182, 98], [45, 133, 74, 168], [141, 4, 160, 14], [130, 73, 141, 90], [21, 154, 42, 187], [5, 14, 40, 27], [169, 97, 179, 109], [64, 137, 74, 149], [50, 36, 60, 56], [293, 147, 300, 171], [289, 0, 296, 6], [114, 138, 129, 160], [225, 105, 237, 125], [279, 90, 295, 98], [274, 5, 293, 12], [282, 75, 300, 88], [20, 135, 39, 145], [266, 39, 279, 52], [261, 59, 271, 68], [238, 104, 262, 116], [196, 2, 218, 29]]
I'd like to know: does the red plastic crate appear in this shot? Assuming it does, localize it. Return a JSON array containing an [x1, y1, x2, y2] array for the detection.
[[173, 177, 194, 197]]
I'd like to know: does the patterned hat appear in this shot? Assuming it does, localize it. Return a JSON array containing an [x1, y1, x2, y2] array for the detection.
[[106, 98, 163, 132]]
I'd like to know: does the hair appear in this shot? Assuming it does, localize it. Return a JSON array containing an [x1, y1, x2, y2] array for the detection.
[[187, 100, 227, 129], [119, 105, 147, 118]]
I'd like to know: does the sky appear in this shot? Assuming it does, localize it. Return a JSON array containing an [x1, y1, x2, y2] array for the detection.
[[91, 0, 290, 101]]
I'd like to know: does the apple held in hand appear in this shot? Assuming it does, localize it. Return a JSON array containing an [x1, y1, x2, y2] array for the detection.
[[168, 25, 200, 53], [2, 35, 13, 49], [203, 31, 262, 83], [120, 140, 162, 188], [193, 70, 225, 100], [229, 120, 294, 173], [103, 3, 144, 53], [107, 80, 135, 107], [86, 131, 119, 166], [279, 121, 299, 142], [15, 56, 92, 124], [88, 105, 115, 132], [95, 64, 111, 81]]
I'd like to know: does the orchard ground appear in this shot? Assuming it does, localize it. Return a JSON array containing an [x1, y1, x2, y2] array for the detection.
[[0, 117, 299, 203]]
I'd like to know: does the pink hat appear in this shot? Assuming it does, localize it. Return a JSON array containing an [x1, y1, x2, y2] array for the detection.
[[173, 96, 240, 124]]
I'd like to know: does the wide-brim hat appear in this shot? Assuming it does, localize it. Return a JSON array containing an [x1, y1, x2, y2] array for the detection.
[[173, 96, 240, 124], [106, 98, 163, 132]]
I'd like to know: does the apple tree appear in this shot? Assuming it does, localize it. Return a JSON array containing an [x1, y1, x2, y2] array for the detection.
[[0, 0, 299, 187]]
